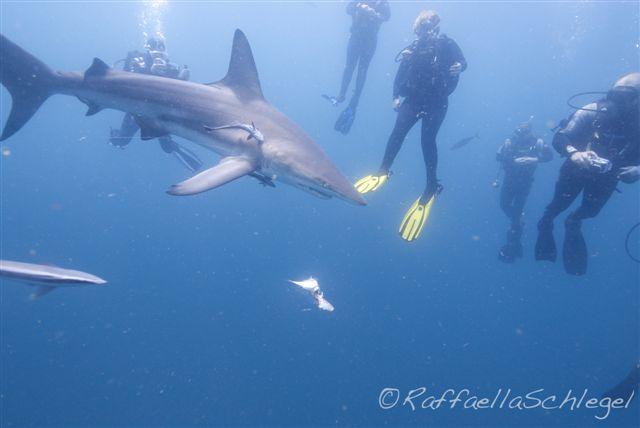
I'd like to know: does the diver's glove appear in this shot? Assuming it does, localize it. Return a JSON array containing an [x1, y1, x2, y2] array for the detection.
[[449, 62, 463, 76], [392, 97, 402, 111], [514, 156, 538, 165], [570, 150, 611, 173], [354, 173, 389, 194], [570, 150, 595, 169], [617, 166, 640, 183]]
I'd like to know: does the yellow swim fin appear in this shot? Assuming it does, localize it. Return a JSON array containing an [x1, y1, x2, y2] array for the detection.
[[354, 173, 388, 194], [399, 195, 436, 242]]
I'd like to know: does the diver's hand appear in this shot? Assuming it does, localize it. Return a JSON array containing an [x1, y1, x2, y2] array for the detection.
[[359, 3, 374, 14], [617, 166, 640, 183], [392, 97, 402, 111], [514, 156, 538, 165], [449, 62, 463, 76], [570, 150, 596, 169], [178, 66, 190, 81]]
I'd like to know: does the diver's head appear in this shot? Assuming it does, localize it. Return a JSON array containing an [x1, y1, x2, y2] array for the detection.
[[515, 121, 532, 137], [414, 10, 440, 39], [145, 35, 167, 54], [607, 72, 640, 114]]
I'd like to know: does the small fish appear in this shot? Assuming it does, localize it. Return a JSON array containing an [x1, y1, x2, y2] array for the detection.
[[204, 121, 264, 144], [450, 132, 480, 150], [289, 277, 334, 312], [321, 94, 339, 106]]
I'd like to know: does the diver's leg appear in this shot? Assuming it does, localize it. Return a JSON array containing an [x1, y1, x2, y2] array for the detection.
[[507, 178, 532, 259], [419, 100, 448, 201], [535, 160, 584, 261], [396, 101, 447, 243], [563, 173, 617, 275], [159, 136, 203, 173], [497, 176, 520, 262], [338, 36, 359, 103], [511, 177, 533, 227], [500, 175, 516, 219], [378, 100, 420, 174], [110, 113, 139, 147], [349, 35, 376, 109]]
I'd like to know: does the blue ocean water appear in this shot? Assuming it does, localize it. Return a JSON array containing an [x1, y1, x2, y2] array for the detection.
[[0, 1, 638, 426]]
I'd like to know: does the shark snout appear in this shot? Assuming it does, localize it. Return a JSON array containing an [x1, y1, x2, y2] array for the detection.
[[332, 177, 367, 206]]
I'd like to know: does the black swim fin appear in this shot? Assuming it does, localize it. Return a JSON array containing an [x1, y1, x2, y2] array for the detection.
[[535, 220, 557, 262], [334, 106, 356, 134], [498, 225, 523, 263], [159, 138, 203, 172], [563, 218, 587, 276], [172, 144, 203, 173]]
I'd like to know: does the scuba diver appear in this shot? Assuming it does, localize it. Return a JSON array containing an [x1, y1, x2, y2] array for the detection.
[[109, 35, 202, 172], [354, 10, 467, 242], [535, 72, 640, 275], [496, 122, 553, 263], [324, 1, 390, 134]]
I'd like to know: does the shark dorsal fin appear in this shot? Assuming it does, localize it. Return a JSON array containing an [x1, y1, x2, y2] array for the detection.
[[219, 30, 264, 101]]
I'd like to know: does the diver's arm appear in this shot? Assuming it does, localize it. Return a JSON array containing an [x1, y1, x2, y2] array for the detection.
[[552, 106, 597, 156], [447, 38, 467, 73], [374, 1, 391, 22], [496, 139, 512, 163], [537, 138, 553, 163], [392, 58, 409, 99]]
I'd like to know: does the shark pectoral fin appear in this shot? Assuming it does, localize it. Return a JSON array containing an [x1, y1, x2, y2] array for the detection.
[[78, 98, 103, 116], [29, 285, 55, 300], [167, 157, 256, 196]]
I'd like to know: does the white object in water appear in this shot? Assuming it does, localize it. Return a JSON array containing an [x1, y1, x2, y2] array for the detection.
[[289, 277, 334, 312]]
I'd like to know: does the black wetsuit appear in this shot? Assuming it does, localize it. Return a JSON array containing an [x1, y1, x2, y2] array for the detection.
[[536, 100, 640, 273], [380, 33, 466, 199], [496, 131, 552, 262], [338, 1, 390, 108], [498, 132, 553, 226], [110, 50, 187, 149]]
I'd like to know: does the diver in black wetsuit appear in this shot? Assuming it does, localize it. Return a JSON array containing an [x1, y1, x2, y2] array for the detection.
[[496, 122, 553, 263], [110, 36, 202, 172], [535, 72, 640, 275], [354, 10, 466, 242], [326, 1, 390, 134]]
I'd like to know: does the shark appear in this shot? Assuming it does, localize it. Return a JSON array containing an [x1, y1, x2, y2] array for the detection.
[[0, 30, 366, 205], [0, 259, 107, 300]]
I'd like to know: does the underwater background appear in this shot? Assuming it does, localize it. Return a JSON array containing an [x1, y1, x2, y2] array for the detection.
[[1, 1, 638, 426]]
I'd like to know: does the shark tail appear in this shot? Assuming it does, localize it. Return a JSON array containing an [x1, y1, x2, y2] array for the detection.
[[0, 34, 57, 141]]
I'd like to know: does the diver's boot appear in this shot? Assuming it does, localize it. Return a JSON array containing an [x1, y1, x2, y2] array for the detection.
[[563, 215, 587, 276], [354, 172, 389, 194], [334, 105, 356, 134], [535, 218, 557, 262], [398, 185, 442, 242]]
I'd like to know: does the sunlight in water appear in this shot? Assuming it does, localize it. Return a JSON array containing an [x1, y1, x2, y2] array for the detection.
[[139, 0, 169, 43]]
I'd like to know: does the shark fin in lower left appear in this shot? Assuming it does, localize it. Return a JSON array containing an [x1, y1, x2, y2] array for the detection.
[[167, 156, 256, 196], [29, 285, 55, 300]]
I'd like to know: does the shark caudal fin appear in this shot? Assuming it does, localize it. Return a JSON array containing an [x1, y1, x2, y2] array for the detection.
[[0, 34, 56, 141], [216, 30, 264, 101]]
